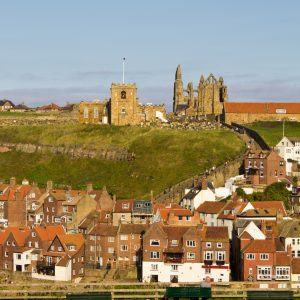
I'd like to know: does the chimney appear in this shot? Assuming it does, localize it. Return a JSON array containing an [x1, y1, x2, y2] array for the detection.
[[193, 176, 199, 188], [46, 180, 53, 192], [10, 177, 16, 187], [287, 244, 292, 257], [87, 183, 93, 193], [150, 190, 154, 202], [201, 177, 208, 190]]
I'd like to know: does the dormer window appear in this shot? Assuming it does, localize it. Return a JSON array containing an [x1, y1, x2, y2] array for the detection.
[[171, 240, 178, 246], [32, 232, 36, 237], [122, 203, 129, 209], [68, 245, 76, 251], [121, 91, 126, 99]]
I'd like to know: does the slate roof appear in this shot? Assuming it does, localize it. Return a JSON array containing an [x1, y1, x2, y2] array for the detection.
[[279, 220, 300, 238]]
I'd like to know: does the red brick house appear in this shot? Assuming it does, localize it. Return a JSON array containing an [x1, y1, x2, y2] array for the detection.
[[244, 150, 286, 185]]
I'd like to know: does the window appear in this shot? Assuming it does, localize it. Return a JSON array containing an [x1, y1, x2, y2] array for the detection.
[[6, 241, 11, 246], [121, 91, 126, 99], [150, 251, 160, 259], [206, 242, 211, 248], [178, 216, 183, 221], [17, 254, 21, 260], [171, 265, 178, 271], [121, 107, 126, 114], [12, 241, 16, 246], [120, 235, 128, 241], [276, 267, 290, 279], [292, 239, 296, 245], [186, 216, 191, 221], [28, 241, 32, 247], [108, 236, 115, 242], [121, 214, 126, 220], [84, 107, 89, 119], [52, 207, 55, 212], [186, 240, 196, 247], [5, 251, 8, 257], [217, 243, 222, 248], [260, 171, 264, 177], [280, 161, 284, 166], [94, 107, 98, 119], [204, 251, 213, 260], [120, 245, 128, 251], [216, 251, 225, 261], [150, 239, 160, 246], [205, 268, 211, 274], [108, 247, 114, 254], [249, 268, 253, 275], [292, 251, 296, 257], [151, 264, 158, 271], [48, 197, 53, 202], [260, 162, 264, 168], [187, 252, 195, 260], [257, 266, 272, 279], [171, 240, 178, 246], [260, 253, 269, 260], [50, 245, 55, 251], [122, 203, 129, 209], [58, 246, 63, 252], [68, 245, 76, 251], [246, 253, 255, 260]]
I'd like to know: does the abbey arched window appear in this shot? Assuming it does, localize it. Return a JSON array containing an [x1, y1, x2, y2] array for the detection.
[[121, 91, 126, 99]]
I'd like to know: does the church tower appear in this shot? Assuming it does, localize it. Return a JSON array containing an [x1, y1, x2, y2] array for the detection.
[[173, 65, 184, 113], [110, 83, 139, 126]]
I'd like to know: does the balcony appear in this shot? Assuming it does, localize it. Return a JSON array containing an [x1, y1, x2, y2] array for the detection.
[[204, 260, 213, 266], [257, 274, 272, 281], [276, 275, 290, 281], [216, 260, 225, 266], [36, 262, 55, 276]]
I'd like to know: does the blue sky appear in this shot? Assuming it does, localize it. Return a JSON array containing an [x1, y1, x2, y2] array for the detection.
[[0, 0, 300, 110]]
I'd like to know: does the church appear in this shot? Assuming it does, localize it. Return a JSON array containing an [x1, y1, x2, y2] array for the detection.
[[173, 65, 228, 118], [79, 83, 167, 126]]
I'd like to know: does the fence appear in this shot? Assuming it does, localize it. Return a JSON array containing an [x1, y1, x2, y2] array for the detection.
[[0, 282, 299, 299]]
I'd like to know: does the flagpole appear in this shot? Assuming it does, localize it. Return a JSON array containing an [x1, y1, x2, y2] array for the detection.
[[122, 57, 125, 84]]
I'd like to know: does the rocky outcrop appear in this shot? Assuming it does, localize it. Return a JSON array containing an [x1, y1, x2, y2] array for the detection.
[[0, 142, 135, 161]]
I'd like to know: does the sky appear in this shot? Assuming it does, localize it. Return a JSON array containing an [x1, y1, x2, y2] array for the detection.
[[0, 0, 300, 111]]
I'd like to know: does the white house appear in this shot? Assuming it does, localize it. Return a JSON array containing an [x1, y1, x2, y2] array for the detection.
[[276, 136, 300, 175], [181, 179, 216, 210]]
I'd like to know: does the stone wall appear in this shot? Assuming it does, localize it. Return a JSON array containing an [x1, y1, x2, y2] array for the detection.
[[225, 112, 300, 124], [0, 142, 135, 161], [153, 154, 244, 204]]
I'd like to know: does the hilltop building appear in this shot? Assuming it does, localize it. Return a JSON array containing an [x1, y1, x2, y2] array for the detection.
[[79, 83, 167, 126], [173, 65, 228, 118]]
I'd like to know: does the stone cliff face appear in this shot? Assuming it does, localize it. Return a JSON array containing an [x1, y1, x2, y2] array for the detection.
[[0, 142, 135, 161]]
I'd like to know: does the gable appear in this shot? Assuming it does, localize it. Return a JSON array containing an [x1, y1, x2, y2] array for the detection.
[[48, 235, 64, 252]]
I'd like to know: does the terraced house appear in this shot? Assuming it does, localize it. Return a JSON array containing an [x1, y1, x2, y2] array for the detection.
[[142, 223, 230, 283]]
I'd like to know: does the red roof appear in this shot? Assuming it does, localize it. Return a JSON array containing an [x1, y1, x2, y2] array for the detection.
[[0, 227, 30, 246], [39, 103, 62, 110], [114, 199, 134, 213], [251, 201, 287, 217], [242, 239, 276, 253], [0, 185, 32, 201], [225, 102, 300, 114], [197, 201, 226, 214], [35, 225, 65, 241]]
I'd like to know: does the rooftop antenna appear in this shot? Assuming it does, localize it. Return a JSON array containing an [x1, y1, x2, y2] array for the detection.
[[122, 57, 125, 84]]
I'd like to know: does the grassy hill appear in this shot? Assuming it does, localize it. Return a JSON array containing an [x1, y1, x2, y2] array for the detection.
[[0, 124, 245, 198], [247, 121, 300, 147]]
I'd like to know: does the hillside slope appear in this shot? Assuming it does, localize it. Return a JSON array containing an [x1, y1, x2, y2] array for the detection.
[[0, 125, 245, 198]]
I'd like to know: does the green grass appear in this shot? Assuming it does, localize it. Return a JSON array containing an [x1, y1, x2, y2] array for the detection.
[[247, 121, 300, 147], [0, 111, 48, 117], [0, 125, 245, 198]]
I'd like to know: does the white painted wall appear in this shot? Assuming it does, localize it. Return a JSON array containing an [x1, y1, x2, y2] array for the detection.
[[55, 261, 72, 281], [142, 262, 230, 283]]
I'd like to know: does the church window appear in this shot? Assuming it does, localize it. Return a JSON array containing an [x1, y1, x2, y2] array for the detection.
[[121, 91, 126, 99], [84, 107, 89, 119], [94, 107, 98, 119]]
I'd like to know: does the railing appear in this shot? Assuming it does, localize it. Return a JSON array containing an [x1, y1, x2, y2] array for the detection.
[[0, 282, 299, 299]]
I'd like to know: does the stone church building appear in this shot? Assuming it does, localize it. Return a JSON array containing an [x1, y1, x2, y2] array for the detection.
[[79, 83, 166, 126], [173, 65, 228, 118]]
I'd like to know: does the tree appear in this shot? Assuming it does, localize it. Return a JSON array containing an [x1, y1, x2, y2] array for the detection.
[[263, 182, 291, 208]]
